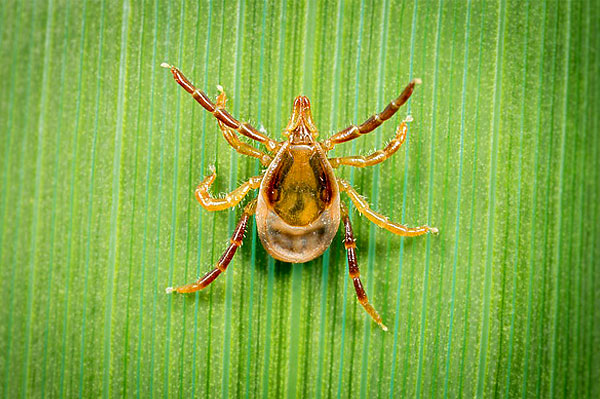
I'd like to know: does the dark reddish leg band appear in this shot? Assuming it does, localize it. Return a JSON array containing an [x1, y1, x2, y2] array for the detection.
[[168, 208, 251, 294], [342, 211, 388, 331]]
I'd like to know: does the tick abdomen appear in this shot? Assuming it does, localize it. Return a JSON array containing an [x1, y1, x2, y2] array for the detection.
[[256, 142, 340, 263], [255, 198, 340, 263]]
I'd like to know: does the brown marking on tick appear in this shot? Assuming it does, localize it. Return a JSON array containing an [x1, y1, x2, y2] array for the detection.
[[263, 143, 334, 227]]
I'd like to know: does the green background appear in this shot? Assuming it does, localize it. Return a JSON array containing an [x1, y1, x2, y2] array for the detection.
[[0, 0, 599, 397]]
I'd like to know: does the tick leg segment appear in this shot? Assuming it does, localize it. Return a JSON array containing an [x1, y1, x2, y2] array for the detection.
[[338, 178, 438, 236], [219, 127, 273, 166], [195, 166, 263, 211], [161, 63, 280, 152], [214, 87, 273, 166], [166, 200, 257, 294], [328, 116, 410, 168], [341, 203, 387, 331], [322, 79, 421, 151]]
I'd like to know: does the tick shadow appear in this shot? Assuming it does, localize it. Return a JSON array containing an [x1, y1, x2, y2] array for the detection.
[[174, 224, 429, 308]]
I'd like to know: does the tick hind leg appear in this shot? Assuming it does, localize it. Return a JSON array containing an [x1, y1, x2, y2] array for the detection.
[[341, 203, 387, 331], [161, 63, 280, 152], [166, 200, 256, 294], [195, 166, 263, 212], [328, 116, 411, 168], [322, 79, 421, 152], [338, 179, 438, 236]]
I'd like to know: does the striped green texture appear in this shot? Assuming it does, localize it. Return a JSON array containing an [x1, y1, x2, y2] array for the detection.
[[0, 0, 599, 397]]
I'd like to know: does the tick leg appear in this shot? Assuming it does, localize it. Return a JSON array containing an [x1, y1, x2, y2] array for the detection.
[[214, 87, 273, 166], [219, 127, 273, 166], [341, 202, 387, 330], [321, 79, 421, 152], [195, 166, 263, 211], [338, 178, 438, 236], [328, 116, 411, 168], [161, 63, 281, 152], [166, 200, 257, 294]]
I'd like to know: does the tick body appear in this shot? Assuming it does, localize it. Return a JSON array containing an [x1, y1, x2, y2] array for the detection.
[[162, 62, 438, 330]]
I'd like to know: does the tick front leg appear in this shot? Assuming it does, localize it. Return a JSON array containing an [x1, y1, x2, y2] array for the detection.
[[219, 127, 273, 166], [214, 87, 273, 166], [338, 179, 438, 236], [161, 63, 280, 152], [166, 200, 256, 294], [328, 116, 411, 168], [195, 166, 263, 211], [341, 203, 387, 331], [322, 79, 421, 151]]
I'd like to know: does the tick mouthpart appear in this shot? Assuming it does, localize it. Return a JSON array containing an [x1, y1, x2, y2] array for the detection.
[[285, 95, 318, 139], [293, 95, 311, 112], [291, 96, 314, 126]]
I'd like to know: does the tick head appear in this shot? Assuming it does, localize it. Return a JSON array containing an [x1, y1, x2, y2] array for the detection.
[[284, 96, 318, 144]]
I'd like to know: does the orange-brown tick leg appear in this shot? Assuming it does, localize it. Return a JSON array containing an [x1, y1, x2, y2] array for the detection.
[[322, 79, 421, 152], [328, 116, 411, 168], [166, 200, 257, 294], [219, 126, 273, 166], [338, 179, 439, 236], [161, 63, 280, 152], [214, 87, 273, 166], [195, 166, 263, 212], [341, 203, 387, 331]]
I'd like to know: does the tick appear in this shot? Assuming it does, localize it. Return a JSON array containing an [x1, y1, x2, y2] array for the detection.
[[162, 62, 438, 330]]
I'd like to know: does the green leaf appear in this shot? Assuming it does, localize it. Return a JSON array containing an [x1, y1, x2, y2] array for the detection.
[[0, 0, 598, 397]]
